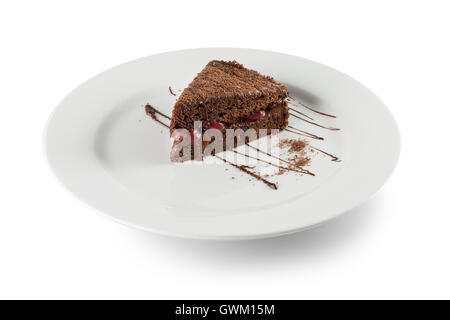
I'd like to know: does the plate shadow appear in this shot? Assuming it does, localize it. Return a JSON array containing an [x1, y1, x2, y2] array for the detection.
[[130, 194, 384, 267]]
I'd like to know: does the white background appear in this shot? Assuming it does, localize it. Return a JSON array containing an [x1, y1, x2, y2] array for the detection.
[[0, 0, 449, 299]]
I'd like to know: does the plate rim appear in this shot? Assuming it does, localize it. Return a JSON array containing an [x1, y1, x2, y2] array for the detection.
[[43, 47, 401, 240]]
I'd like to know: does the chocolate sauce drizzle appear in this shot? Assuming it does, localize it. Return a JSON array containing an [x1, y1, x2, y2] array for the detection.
[[288, 107, 314, 120], [286, 126, 324, 141], [168, 86, 176, 96], [298, 101, 337, 118], [245, 143, 315, 176], [144, 103, 278, 189], [288, 95, 337, 118], [215, 155, 278, 190], [311, 146, 341, 162], [233, 150, 312, 176], [289, 112, 340, 131], [145, 104, 171, 128], [144, 100, 341, 190]]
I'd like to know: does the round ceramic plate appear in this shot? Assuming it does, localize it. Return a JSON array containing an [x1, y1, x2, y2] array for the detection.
[[44, 48, 400, 240]]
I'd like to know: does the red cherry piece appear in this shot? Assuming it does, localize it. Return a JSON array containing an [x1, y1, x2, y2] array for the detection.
[[246, 110, 265, 121], [207, 122, 225, 130]]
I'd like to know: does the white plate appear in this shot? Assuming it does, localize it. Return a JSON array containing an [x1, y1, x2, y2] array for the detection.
[[44, 48, 400, 240]]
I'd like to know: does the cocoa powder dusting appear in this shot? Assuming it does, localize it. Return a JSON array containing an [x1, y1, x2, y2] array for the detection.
[[280, 139, 307, 152], [278, 138, 311, 174]]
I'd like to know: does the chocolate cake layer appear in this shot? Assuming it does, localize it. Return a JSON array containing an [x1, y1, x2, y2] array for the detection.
[[170, 101, 289, 162], [228, 101, 288, 133], [170, 60, 288, 133]]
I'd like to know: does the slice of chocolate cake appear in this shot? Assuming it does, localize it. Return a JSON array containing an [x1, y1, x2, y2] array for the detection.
[[170, 60, 289, 161]]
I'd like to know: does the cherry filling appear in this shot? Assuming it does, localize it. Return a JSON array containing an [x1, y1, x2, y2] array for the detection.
[[207, 122, 225, 131], [246, 110, 265, 121]]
